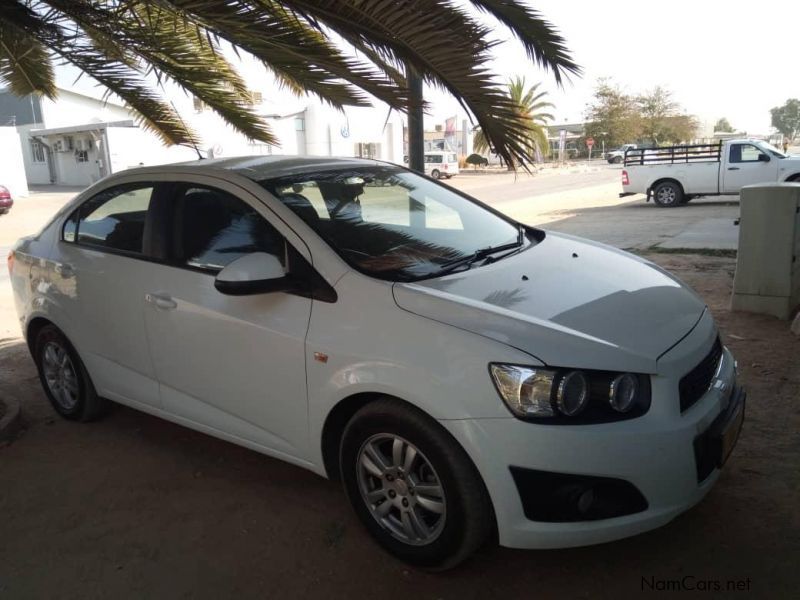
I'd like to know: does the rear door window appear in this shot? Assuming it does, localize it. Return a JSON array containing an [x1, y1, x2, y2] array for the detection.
[[65, 183, 154, 255]]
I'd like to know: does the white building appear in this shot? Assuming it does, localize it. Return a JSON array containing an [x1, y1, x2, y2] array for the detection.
[[1, 83, 405, 189]]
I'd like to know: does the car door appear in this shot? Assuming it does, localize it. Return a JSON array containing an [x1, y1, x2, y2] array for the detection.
[[141, 178, 313, 461], [55, 181, 162, 408], [722, 143, 780, 193]]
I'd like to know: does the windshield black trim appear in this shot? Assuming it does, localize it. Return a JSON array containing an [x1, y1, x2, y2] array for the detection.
[[257, 165, 545, 283]]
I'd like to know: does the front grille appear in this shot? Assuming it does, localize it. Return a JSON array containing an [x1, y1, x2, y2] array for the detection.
[[679, 337, 722, 412]]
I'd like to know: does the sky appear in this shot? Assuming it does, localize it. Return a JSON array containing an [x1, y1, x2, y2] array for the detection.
[[54, 0, 797, 136], [426, 0, 799, 134]]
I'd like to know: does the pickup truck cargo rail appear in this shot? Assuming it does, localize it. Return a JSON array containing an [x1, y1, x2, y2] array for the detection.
[[624, 143, 722, 166]]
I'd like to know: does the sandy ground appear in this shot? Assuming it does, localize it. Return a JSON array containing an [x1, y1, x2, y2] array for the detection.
[[0, 252, 798, 598]]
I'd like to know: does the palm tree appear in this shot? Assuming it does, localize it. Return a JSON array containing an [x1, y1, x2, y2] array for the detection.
[[0, 1, 578, 167], [474, 76, 554, 167]]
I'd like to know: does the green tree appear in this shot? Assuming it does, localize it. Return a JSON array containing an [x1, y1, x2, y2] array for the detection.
[[637, 86, 697, 144], [583, 79, 641, 149], [714, 118, 734, 132], [771, 99, 800, 140], [473, 77, 554, 166], [0, 0, 579, 167]]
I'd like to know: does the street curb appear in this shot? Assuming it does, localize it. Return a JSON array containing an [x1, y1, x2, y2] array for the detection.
[[0, 393, 22, 443]]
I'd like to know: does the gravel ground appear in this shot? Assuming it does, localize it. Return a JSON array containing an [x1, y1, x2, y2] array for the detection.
[[0, 253, 797, 599]]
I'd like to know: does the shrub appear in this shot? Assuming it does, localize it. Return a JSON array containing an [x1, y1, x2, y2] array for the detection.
[[465, 153, 489, 168]]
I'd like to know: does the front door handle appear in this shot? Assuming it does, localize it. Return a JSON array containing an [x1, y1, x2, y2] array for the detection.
[[145, 293, 177, 310], [728, 167, 740, 170]]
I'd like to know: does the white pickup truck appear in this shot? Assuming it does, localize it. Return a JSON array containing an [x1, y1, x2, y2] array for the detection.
[[620, 139, 800, 206]]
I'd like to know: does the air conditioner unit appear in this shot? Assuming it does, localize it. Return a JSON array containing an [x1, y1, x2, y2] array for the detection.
[[52, 138, 65, 152]]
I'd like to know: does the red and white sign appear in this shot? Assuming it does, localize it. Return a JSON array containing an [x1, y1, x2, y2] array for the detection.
[[586, 137, 595, 148]]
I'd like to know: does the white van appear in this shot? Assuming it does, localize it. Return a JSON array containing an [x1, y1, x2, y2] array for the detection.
[[424, 151, 459, 179]]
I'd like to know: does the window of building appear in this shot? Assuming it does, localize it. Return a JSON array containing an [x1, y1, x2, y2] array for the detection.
[[295, 117, 305, 132], [193, 97, 206, 112], [173, 185, 285, 272], [30, 141, 45, 163], [67, 184, 154, 254], [75, 150, 89, 163]]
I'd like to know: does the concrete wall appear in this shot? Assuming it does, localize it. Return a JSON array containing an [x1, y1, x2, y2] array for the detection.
[[16, 124, 51, 185], [304, 103, 404, 163], [105, 126, 198, 172], [0, 127, 29, 196]]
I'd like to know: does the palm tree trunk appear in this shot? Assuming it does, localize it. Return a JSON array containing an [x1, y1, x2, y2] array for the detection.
[[407, 70, 424, 174]]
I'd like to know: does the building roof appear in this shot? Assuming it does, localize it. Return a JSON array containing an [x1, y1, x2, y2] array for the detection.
[[29, 120, 135, 137]]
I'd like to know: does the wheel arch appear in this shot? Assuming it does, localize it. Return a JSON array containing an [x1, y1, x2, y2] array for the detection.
[[784, 172, 800, 182], [322, 392, 437, 481], [26, 315, 56, 353], [648, 177, 685, 195]]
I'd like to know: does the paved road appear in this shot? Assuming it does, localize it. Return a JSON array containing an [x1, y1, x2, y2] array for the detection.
[[448, 164, 621, 203]]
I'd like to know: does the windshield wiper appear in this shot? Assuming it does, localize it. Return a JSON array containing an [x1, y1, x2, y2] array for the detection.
[[436, 225, 525, 276]]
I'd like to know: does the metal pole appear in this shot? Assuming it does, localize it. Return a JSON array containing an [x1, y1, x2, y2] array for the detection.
[[407, 70, 424, 173]]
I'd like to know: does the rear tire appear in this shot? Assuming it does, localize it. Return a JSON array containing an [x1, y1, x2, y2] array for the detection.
[[653, 181, 684, 207], [431, 169, 441, 179], [340, 399, 493, 570], [33, 325, 107, 421]]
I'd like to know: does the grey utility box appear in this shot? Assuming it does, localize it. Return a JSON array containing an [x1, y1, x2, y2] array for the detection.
[[731, 183, 800, 319]]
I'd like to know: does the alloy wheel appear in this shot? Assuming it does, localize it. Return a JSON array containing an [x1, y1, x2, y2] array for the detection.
[[42, 341, 79, 410], [356, 433, 446, 546]]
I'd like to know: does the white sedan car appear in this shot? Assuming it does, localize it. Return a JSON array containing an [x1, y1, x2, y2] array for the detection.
[[8, 157, 745, 569]]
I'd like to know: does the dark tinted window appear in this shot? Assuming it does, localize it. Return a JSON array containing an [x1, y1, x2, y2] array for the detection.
[[173, 186, 285, 271], [70, 184, 153, 253]]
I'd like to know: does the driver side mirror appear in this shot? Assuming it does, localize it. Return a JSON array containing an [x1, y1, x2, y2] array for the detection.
[[758, 153, 771, 162], [214, 252, 293, 296]]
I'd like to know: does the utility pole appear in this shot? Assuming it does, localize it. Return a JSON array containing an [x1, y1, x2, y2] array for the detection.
[[407, 70, 424, 174]]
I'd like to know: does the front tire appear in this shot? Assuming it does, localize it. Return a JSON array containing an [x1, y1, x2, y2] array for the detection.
[[33, 325, 107, 421], [340, 399, 493, 570], [653, 181, 684, 207], [612, 156, 623, 164], [431, 169, 441, 179]]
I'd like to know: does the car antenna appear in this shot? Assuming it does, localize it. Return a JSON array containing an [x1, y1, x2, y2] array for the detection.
[[171, 101, 204, 160]]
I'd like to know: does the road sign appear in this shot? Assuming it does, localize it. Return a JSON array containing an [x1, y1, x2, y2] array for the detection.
[[586, 137, 595, 148]]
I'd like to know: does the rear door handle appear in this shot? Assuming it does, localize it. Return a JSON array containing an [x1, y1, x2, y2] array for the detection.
[[728, 167, 740, 170], [145, 293, 177, 310]]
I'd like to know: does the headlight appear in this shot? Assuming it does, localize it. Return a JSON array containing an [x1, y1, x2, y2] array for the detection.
[[556, 371, 589, 416], [490, 363, 651, 423], [609, 373, 639, 413], [489, 364, 558, 417]]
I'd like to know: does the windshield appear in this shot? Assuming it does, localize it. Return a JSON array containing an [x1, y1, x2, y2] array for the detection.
[[260, 166, 531, 281], [755, 141, 787, 158]]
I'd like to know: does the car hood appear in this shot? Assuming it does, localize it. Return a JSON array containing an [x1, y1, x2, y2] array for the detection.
[[392, 232, 706, 373]]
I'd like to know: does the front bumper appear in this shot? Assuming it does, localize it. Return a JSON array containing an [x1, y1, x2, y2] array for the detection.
[[441, 318, 743, 549]]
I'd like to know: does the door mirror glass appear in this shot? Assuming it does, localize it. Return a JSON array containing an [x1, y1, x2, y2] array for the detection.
[[214, 252, 291, 295], [758, 153, 771, 162]]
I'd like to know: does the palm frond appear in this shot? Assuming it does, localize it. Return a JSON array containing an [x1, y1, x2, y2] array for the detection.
[[45, 0, 278, 144], [153, 0, 408, 110], [8, 1, 196, 146], [281, 0, 550, 167], [0, 11, 56, 98], [467, 0, 581, 85]]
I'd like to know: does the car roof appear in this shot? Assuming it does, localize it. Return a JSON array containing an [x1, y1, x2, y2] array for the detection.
[[115, 155, 388, 182]]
